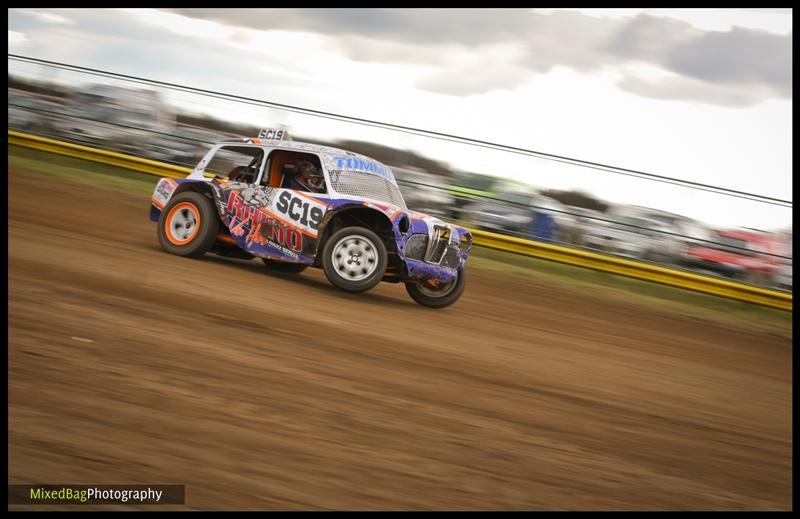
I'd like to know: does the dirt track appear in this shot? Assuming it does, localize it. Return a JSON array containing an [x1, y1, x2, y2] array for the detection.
[[8, 164, 792, 510]]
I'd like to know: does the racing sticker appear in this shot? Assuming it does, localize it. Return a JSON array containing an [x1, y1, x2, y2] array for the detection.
[[274, 191, 325, 234], [323, 154, 395, 183], [209, 182, 228, 216], [240, 186, 278, 209], [224, 189, 328, 259], [151, 178, 178, 209], [231, 212, 305, 258], [257, 129, 285, 140]]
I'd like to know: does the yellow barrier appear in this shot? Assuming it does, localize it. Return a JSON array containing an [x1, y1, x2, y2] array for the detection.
[[9, 130, 792, 311], [9, 130, 192, 178], [468, 229, 791, 311]]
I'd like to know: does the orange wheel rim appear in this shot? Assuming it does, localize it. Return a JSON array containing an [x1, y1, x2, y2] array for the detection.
[[165, 202, 201, 245]]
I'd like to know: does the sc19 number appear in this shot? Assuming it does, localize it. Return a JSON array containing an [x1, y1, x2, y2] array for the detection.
[[276, 191, 323, 231], [258, 129, 284, 140]]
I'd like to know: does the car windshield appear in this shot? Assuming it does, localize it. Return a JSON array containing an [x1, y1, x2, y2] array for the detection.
[[328, 169, 407, 209]]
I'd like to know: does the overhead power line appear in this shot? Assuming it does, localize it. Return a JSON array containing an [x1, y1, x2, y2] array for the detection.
[[7, 53, 792, 208]]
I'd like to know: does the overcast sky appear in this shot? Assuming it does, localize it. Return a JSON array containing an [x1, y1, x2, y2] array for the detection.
[[8, 8, 793, 230]]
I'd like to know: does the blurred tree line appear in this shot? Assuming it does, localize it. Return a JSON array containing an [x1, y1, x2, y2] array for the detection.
[[8, 74, 70, 99]]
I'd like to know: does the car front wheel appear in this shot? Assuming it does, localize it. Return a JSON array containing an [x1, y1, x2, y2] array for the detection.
[[405, 267, 466, 309], [322, 227, 387, 292]]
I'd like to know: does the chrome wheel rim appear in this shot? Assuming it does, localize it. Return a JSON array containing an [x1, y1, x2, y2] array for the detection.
[[331, 235, 378, 281]]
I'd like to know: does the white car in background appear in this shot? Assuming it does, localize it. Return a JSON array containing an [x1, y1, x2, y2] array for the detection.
[[580, 215, 682, 263]]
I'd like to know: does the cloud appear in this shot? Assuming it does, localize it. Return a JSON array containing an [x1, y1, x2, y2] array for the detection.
[[667, 27, 791, 97], [618, 75, 774, 108], [605, 14, 701, 62], [416, 62, 531, 97], [607, 16, 791, 99], [170, 8, 532, 46], [14, 9, 74, 25], [160, 9, 794, 105], [9, 30, 29, 47], [8, 12, 351, 119]]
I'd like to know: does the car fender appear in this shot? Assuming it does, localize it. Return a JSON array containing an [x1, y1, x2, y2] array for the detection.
[[314, 202, 397, 257]]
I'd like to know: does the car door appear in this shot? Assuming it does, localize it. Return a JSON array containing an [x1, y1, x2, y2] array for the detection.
[[223, 150, 331, 264]]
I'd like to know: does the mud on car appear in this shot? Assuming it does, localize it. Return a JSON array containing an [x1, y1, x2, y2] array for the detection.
[[149, 130, 472, 308]]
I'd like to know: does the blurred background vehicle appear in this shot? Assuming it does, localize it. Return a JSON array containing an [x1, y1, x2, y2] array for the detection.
[[9, 89, 89, 141], [8, 91, 45, 132], [603, 205, 712, 265], [446, 171, 500, 221], [143, 126, 233, 167], [562, 206, 607, 246], [51, 84, 174, 154], [683, 229, 786, 285], [773, 259, 792, 291], [580, 214, 682, 263], [392, 167, 455, 219], [668, 219, 715, 265], [462, 191, 576, 242], [7, 90, 64, 134]]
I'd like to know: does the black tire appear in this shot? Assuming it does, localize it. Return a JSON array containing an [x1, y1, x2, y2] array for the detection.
[[261, 258, 309, 274], [405, 267, 466, 309], [157, 191, 220, 258], [322, 226, 387, 293]]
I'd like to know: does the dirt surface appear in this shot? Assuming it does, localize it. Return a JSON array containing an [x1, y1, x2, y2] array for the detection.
[[8, 166, 792, 510]]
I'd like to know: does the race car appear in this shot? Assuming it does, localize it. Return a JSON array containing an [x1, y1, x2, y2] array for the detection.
[[149, 130, 472, 308]]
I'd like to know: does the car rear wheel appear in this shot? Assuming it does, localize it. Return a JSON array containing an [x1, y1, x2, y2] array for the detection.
[[158, 191, 220, 258], [322, 227, 387, 292], [261, 258, 309, 274], [405, 267, 466, 309]]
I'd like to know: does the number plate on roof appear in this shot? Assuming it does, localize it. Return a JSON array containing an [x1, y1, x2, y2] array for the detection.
[[258, 129, 286, 140]]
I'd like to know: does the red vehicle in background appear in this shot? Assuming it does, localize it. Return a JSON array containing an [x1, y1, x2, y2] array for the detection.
[[684, 229, 787, 285]]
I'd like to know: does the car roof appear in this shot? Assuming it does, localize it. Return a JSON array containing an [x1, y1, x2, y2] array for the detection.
[[219, 137, 356, 156]]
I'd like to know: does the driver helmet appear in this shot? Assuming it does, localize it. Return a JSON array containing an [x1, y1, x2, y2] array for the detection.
[[295, 159, 325, 192]]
